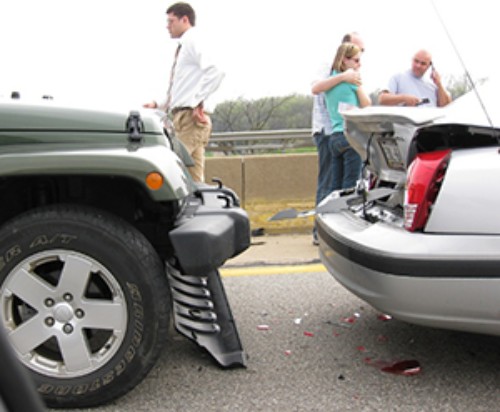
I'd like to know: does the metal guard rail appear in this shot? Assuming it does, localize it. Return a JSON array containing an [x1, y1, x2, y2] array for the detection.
[[207, 129, 313, 155]]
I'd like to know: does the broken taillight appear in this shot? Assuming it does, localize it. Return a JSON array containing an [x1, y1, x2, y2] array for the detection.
[[404, 149, 451, 232]]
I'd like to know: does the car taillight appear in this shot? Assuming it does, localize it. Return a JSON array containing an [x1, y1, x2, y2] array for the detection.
[[404, 149, 451, 232]]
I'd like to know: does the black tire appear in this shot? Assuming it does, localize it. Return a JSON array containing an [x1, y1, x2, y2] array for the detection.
[[0, 205, 171, 408]]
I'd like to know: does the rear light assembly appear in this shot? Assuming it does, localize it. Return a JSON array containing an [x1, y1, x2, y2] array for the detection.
[[404, 149, 451, 232]]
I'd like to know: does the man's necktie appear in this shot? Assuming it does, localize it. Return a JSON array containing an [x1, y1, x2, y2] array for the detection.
[[165, 43, 181, 113]]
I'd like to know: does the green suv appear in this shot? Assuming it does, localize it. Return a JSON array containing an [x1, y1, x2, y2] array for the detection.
[[0, 99, 250, 408]]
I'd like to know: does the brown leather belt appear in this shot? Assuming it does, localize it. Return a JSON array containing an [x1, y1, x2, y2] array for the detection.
[[171, 107, 192, 115]]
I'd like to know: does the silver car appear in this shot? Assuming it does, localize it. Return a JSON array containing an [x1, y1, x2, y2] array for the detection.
[[317, 78, 500, 336]]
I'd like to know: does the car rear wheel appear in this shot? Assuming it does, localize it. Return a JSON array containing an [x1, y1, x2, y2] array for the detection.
[[0, 205, 170, 408]]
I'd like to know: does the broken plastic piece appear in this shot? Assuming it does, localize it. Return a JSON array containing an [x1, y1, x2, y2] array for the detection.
[[364, 358, 421, 376], [257, 324, 270, 331], [382, 360, 421, 376], [378, 313, 393, 321], [303, 331, 314, 337], [251, 227, 265, 237]]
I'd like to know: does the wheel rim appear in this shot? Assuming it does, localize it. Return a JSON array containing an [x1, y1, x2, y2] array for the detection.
[[0, 249, 127, 378]]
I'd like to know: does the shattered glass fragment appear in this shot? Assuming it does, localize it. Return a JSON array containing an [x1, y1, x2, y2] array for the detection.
[[294, 318, 302, 325]]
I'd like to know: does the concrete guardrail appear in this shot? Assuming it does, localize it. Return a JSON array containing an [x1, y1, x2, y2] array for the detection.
[[206, 153, 318, 234]]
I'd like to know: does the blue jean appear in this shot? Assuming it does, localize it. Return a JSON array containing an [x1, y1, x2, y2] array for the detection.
[[313, 131, 335, 205], [330, 132, 362, 190]]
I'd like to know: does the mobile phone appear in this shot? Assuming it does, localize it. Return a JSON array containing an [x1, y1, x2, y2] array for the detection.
[[416, 98, 430, 106]]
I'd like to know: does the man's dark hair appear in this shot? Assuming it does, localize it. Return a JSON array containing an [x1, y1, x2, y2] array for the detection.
[[167, 2, 196, 26]]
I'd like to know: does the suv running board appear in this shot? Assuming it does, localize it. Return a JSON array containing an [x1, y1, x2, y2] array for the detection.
[[166, 264, 246, 368]]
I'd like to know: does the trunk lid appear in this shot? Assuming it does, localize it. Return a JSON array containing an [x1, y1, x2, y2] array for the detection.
[[342, 79, 500, 186], [342, 106, 444, 184]]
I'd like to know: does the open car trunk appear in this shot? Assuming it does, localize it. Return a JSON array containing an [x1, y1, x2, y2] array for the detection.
[[329, 80, 500, 234], [342, 78, 500, 190]]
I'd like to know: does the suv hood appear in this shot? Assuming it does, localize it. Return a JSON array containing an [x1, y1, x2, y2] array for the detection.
[[0, 100, 164, 134]]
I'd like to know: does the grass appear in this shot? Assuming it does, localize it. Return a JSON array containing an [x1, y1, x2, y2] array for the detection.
[[244, 200, 315, 235]]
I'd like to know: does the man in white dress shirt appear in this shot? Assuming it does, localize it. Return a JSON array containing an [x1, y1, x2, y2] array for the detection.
[[144, 2, 224, 182]]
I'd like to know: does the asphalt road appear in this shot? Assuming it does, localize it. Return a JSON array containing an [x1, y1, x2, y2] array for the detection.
[[65, 268, 500, 412]]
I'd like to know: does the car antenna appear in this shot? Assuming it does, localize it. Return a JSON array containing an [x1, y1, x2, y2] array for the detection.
[[430, 0, 496, 131]]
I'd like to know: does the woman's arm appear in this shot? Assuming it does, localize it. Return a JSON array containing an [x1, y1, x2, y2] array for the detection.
[[312, 69, 361, 95], [356, 86, 371, 108]]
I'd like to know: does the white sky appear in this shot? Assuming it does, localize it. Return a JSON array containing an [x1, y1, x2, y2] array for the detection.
[[0, 0, 497, 108]]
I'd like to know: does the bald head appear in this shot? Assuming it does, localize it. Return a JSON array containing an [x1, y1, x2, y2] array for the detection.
[[411, 49, 432, 78]]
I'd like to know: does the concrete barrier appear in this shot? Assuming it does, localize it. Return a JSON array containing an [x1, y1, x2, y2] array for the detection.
[[206, 153, 318, 234]]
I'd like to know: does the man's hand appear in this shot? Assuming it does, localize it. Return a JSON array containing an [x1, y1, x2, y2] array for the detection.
[[402, 94, 421, 106], [143, 101, 157, 109], [430, 67, 442, 87], [192, 104, 209, 124]]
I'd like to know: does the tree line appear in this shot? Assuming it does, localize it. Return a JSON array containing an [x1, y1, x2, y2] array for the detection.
[[211, 73, 475, 133]]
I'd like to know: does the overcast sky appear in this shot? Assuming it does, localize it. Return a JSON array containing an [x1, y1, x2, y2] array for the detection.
[[0, 0, 497, 109]]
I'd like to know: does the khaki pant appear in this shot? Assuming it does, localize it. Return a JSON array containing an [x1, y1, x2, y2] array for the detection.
[[172, 109, 212, 183]]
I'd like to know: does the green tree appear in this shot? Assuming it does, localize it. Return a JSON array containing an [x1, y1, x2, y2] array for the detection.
[[446, 73, 487, 100], [446, 73, 472, 100], [212, 94, 312, 132]]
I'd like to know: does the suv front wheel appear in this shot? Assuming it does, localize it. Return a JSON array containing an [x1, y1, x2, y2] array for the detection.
[[0, 205, 170, 408]]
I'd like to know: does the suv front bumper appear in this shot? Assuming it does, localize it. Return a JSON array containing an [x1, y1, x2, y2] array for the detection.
[[167, 184, 250, 367], [169, 185, 250, 276]]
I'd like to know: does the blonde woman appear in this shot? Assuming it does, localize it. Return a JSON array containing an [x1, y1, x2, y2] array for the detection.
[[324, 42, 371, 190]]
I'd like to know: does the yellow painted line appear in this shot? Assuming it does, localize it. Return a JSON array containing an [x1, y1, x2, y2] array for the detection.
[[220, 263, 327, 277]]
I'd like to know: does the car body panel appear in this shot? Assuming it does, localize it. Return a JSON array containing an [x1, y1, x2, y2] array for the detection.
[[317, 212, 500, 336], [342, 107, 442, 183], [0, 101, 192, 200], [0, 100, 161, 134], [426, 147, 500, 233], [0, 98, 251, 407], [318, 81, 500, 336], [0, 144, 190, 201], [319, 242, 500, 336]]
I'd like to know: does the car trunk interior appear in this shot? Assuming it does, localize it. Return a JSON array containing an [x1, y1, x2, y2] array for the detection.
[[408, 124, 500, 165]]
